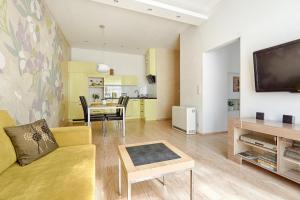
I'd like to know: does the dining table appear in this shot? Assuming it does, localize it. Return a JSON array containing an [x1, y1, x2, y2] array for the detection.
[[87, 103, 126, 137]]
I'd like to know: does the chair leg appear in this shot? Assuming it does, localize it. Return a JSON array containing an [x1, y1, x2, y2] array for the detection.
[[102, 121, 105, 135]]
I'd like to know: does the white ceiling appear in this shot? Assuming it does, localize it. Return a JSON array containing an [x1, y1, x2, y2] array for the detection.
[[45, 0, 222, 54]]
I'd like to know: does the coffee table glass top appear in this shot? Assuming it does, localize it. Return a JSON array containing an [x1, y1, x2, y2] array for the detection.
[[126, 143, 181, 166]]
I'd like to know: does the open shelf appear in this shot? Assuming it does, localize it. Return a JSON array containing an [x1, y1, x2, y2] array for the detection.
[[281, 169, 300, 184], [88, 86, 104, 88], [242, 157, 277, 173], [238, 140, 277, 154], [282, 156, 300, 165]]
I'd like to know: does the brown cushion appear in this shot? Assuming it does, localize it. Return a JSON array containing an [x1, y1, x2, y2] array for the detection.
[[4, 119, 58, 166]]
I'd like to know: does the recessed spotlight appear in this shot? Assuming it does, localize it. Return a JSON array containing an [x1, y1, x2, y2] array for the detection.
[[176, 15, 181, 18], [136, 0, 208, 19], [147, 8, 152, 11]]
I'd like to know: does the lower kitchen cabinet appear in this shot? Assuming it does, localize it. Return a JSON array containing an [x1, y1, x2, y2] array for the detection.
[[143, 99, 157, 121], [126, 99, 141, 119]]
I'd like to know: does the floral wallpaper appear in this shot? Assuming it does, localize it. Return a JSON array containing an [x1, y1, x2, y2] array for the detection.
[[0, 0, 70, 127]]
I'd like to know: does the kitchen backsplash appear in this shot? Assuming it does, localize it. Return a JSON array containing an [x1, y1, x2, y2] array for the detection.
[[104, 85, 155, 98]]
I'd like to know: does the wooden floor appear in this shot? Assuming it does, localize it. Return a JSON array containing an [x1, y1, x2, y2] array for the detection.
[[89, 120, 300, 200]]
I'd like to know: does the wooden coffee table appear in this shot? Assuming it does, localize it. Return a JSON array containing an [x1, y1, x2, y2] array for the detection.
[[118, 140, 195, 200]]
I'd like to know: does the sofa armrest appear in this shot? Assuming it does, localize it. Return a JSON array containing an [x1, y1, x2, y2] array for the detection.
[[51, 126, 92, 147]]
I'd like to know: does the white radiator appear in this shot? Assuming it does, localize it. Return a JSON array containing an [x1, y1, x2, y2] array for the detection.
[[172, 106, 197, 134]]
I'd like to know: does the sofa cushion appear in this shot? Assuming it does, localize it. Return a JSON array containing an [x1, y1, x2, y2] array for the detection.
[[51, 126, 92, 147], [0, 111, 17, 174], [0, 128, 17, 174], [4, 119, 58, 166], [0, 110, 16, 127], [0, 144, 95, 200]]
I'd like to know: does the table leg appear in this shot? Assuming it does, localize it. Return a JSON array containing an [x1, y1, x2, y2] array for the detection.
[[156, 177, 166, 186], [127, 181, 131, 200], [88, 108, 91, 126], [118, 158, 121, 196], [190, 170, 193, 200], [122, 108, 125, 137]]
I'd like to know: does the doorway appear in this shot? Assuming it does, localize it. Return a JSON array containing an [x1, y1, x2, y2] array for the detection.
[[202, 39, 241, 133]]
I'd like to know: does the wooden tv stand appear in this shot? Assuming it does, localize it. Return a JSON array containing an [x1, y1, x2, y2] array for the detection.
[[228, 118, 300, 184]]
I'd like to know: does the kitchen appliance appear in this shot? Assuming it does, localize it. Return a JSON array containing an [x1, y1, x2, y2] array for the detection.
[[146, 75, 156, 84], [172, 106, 196, 134]]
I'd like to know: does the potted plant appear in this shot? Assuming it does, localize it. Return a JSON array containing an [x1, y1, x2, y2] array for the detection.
[[92, 94, 100, 102], [228, 100, 234, 111]]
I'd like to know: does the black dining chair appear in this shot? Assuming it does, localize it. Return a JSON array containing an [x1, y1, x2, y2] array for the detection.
[[79, 96, 107, 133], [105, 96, 124, 118], [106, 96, 129, 130]]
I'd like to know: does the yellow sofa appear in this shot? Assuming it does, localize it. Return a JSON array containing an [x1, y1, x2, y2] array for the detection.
[[0, 110, 95, 200]]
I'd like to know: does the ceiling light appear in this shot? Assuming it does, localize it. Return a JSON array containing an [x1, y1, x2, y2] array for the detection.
[[135, 0, 208, 19], [176, 15, 181, 18], [97, 64, 110, 73], [98, 25, 110, 73]]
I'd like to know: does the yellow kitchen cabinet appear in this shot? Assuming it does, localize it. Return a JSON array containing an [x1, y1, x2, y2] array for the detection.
[[143, 99, 157, 121], [121, 75, 138, 85], [145, 48, 156, 75], [126, 99, 141, 119], [68, 102, 84, 120], [104, 76, 122, 85], [68, 73, 88, 102]]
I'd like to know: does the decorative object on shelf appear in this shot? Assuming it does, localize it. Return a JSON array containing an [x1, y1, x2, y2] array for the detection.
[[92, 94, 100, 102], [283, 114, 295, 124], [109, 68, 114, 75], [256, 112, 265, 120], [228, 100, 234, 111], [88, 77, 104, 87], [233, 76, 240, 92]]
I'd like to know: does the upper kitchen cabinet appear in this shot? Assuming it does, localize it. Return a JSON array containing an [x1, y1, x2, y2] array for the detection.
[[121, 75, 138, 86], [145, 48, 156, 75], [104, 76, 122, 85]]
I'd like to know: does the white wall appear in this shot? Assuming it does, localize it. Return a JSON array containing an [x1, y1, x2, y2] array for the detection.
[[203, 40, 240, 133], [180, 0, 300, 133], [71, 48, 147, 88]]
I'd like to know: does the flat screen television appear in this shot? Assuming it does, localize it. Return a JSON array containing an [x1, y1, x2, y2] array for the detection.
[[253, 39, 300, 92]]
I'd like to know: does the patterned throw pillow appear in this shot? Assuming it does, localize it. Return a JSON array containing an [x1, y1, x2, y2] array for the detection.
[[4, 119, 58, 166]]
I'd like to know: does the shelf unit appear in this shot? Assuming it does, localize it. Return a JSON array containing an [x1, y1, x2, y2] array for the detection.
[[237, 140, 277, 154], [228, 118, 300, 184], [282, 156, 300, 165], [242, 157, 277, 173]]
